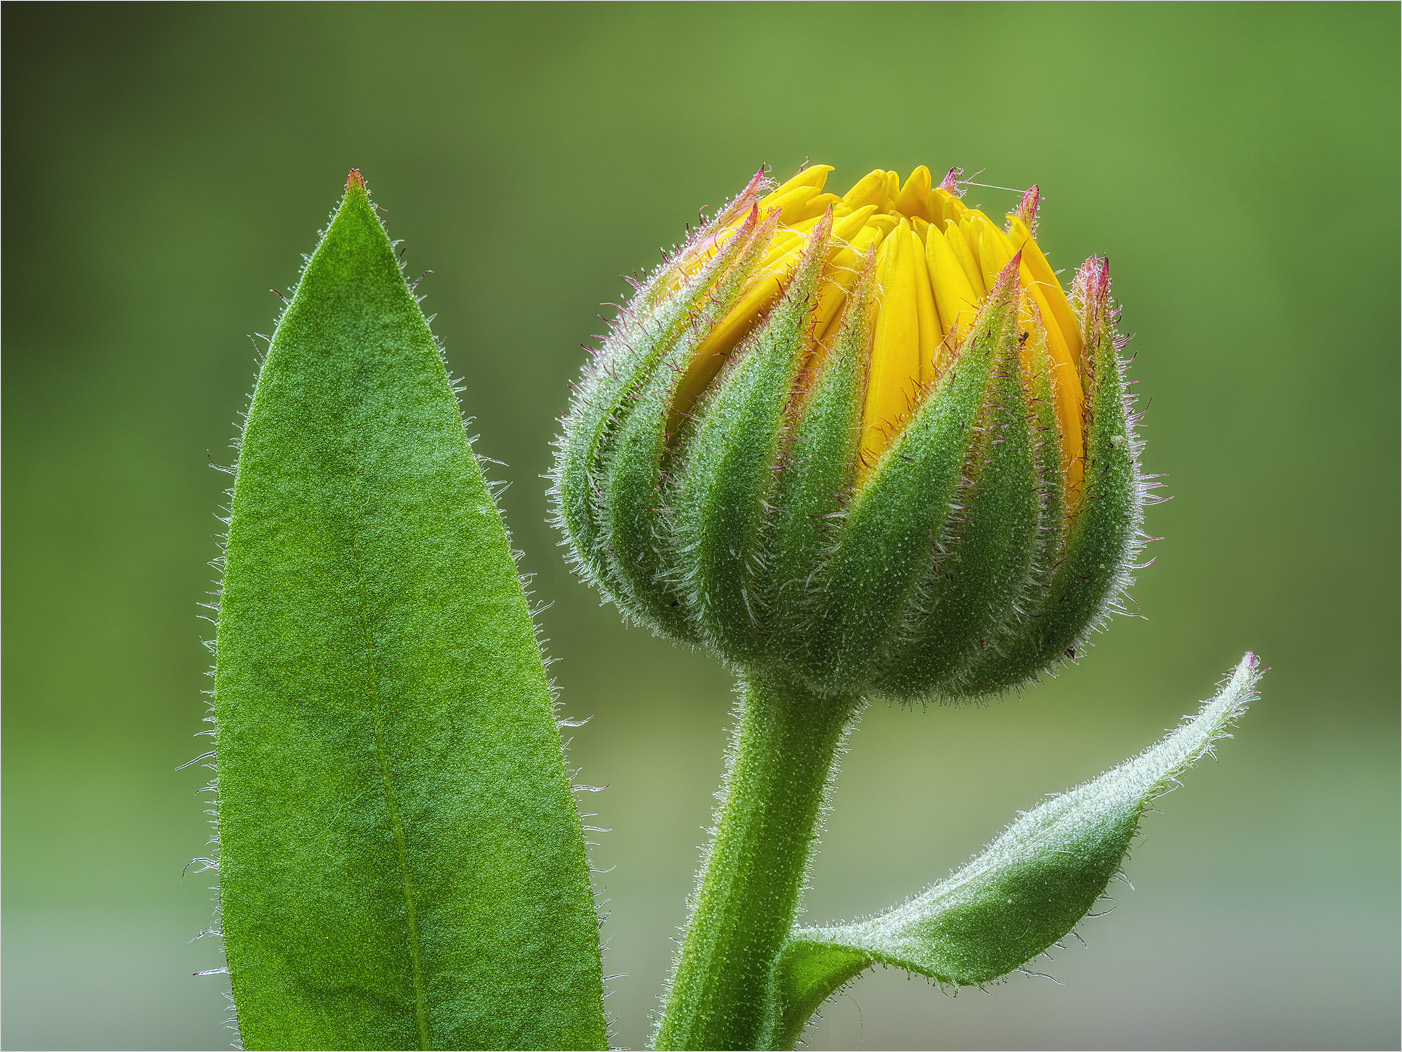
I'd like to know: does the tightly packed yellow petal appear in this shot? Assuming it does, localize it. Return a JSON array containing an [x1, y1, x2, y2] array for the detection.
[[672, 165, 1086, 503]]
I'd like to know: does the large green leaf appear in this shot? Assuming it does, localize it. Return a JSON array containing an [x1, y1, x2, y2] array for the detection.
[[213, 172, 607, 1051], [769, 654, 1261, 1049]]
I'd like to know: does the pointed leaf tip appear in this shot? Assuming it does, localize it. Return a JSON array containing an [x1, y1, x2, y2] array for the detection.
[[345, 168, 366, 192], [768, 654, 1260, 1049], [1013, 185, 1040, 230], [215, 174, 606, 1050]]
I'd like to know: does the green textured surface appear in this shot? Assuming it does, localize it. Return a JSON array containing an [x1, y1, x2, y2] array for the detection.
[[4, 7, 1397, 1050], [964, 268, 1142, 689], [876, 331, 1039, 697], [556, 204, 767, 635], [797, 289, 1012, 694], [673, 217, 831, 663], [602, 215, 774, 637], [765, 277, 868, 623], [977, 337, 1067, 666], [771, 655, 1261, 1049], [213, 177, 606, 1050], [655, 675, 861, 1051]]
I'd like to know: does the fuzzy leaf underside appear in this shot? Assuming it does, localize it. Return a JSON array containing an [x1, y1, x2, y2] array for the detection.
[[769, 654, 1261, 1049], [214, 179, 606, 1051]]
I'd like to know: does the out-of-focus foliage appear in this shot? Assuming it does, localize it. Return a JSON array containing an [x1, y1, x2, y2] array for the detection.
[[2, 5, 1397, 1050]]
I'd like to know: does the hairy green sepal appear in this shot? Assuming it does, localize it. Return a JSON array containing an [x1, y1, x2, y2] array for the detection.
[[672, 217, 832, 662], [767, 654, 1261, 1049], [214, 177, 606, 1051]]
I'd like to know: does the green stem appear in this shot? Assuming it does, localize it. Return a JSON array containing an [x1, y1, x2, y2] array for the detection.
[[655, 671, 861, 1051]]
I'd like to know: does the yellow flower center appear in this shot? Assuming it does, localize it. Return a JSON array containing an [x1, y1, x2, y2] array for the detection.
[[673, 165, 1086, 503]]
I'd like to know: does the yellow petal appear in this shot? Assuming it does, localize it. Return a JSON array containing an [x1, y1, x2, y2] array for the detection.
[[928, 186, 959, 226], [832, 204, 879, 244], [998, 216, 1086, 507], [925, 223, 979, 349], [943, 219, 986, 297], [756, 225, 811, 273], [1006, 215, 1082, 360], [669, 209, 781, 425], [812, 219, 892, 343], [973, 214, 1016, 290], [841, 169, 889, 210], [861, 222, 922, 471], [762, 186, 844, 226], [791, 192, 844, 223], [1031, 290, 1084, 508], [757, 165, 834, 211], [762, 184, 819, 213], [883, 170, 901, 210], [907, 224, 942, 386], [895, 166, 935, 221], [696, 270, 785, 366]]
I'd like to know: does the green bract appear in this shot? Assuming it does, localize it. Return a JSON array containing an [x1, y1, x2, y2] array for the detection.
[[552, 168, 1149, 701]]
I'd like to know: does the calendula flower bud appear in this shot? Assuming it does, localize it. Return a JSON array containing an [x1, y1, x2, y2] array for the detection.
[[552, 165, 1149, 700]]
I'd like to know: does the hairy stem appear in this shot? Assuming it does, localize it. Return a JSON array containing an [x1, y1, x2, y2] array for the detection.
[[655, 672, 861, 1050]]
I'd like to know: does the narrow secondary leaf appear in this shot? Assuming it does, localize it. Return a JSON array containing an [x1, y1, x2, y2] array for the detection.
[[769, 654, 1261, 1049], [213, 172, 607, 1051]]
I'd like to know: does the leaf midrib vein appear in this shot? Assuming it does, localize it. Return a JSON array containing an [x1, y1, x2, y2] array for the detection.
[[348, 465, 431, 1051]]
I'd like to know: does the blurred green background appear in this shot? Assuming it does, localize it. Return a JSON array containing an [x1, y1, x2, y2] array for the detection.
[[3, 4, 1397, 1049]]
